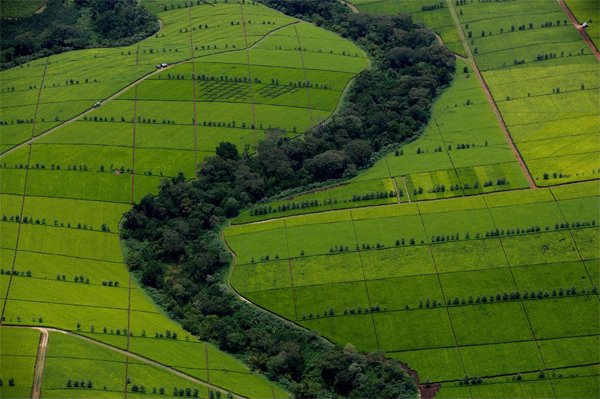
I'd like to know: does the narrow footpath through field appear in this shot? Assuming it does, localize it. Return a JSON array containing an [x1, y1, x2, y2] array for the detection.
[[31, 328, 49, 399], [7, 326, 250, 399], [557, 0, 600, 60]]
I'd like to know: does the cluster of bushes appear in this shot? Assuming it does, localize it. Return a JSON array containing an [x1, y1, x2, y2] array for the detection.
[[0, 378, 16, 387], [101, 280, 120, 287], [73, 275, 90, 284], [459, 376, 483, 386], [422, 2, 444, 11], [1, 0, 159, 69], [66, 380, 93, 389], [0, 269, 32, 277]]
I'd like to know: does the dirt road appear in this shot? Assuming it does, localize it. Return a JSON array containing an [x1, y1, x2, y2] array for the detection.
[[31, 328, 49, 399], [557, 0, 600, 60]]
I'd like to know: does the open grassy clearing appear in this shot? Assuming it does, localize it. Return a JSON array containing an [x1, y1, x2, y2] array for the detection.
[[0, 1, 370, 397], [0, 327, 39, 399], [226, 182, 600, 392]]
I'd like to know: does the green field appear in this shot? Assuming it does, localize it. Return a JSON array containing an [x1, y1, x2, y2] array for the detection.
[[0, 327, 39, 398], [226, 180, 600, 396], [0, 1, 369, 397]]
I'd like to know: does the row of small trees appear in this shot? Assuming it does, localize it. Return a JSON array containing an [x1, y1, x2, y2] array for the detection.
[[2, 215, 111, 233], [0, 268, 31, 277], [300, 285, 598, 321], [247, 219, 596, 263], [301, 304, 383, 320], [92, 325, 180, 340], [249, 191, 396, 216]]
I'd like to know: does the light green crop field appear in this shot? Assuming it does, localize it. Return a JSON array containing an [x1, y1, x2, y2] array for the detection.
[[451, 0, 600, 186], [42, 331, 221, 399], [226, 181, 600, 397], [0, 327, 39, 398], [0, 1, 369, 397]]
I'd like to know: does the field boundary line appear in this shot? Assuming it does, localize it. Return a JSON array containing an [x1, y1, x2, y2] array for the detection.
[[425, 361, 600, 385], [415, 202, 471, 396], [445, 0, 537, 190], [384, 158, 402, 203], [239, 3, 257, 128], [348, 209, 382, 351], [385, 332, 600, 355], [482, 195, 558, 398], [557, 0, 600, 60], [204, 344, 210, 384], [293, 23, 315, 127], [282, 220, 299, 320], [433, 118, 466, 196], [5, 326, 250, 399], [400, 176, 411, 203], [0, 57, 49, 325], [30, 327, 48, 399], [188, 6, 200, 174]]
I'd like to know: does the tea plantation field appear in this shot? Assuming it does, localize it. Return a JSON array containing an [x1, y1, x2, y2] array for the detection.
[[226, 181, 600, 398], [0, 1, 368, 397], [225, 0, 599, 398]]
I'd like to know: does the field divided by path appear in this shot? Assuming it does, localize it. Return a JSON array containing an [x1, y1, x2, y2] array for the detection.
[[451, 0, 600, 186], [225, 180, 600, 398], [0, 1, 369, 398]]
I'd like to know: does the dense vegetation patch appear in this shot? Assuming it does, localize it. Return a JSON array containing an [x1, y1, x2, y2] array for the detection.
[[122, 0, 454, 397], [0, 0, 158, 70]]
